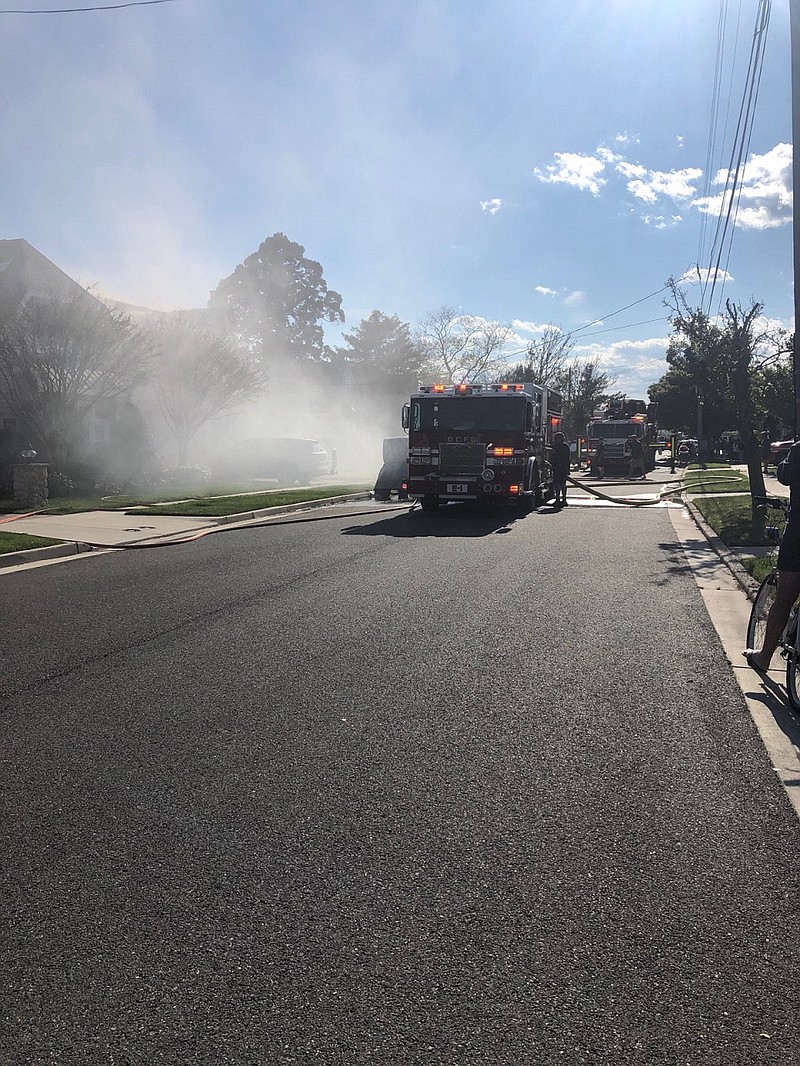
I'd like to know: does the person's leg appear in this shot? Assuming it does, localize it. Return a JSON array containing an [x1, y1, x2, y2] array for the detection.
[[748, 569, 800, 669]]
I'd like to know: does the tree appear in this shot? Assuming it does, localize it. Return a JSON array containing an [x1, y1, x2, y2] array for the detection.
[[333, 310, 425, 393], [562, 357, 614, 440], [208, 233, 344, 368], [500, 326, 573, 391], [659, 281, 788, 510], [0, 289, 156, 469], [752, 353, 794, 439], [414, 305, 512, 384], [150, 315, 267, 466]]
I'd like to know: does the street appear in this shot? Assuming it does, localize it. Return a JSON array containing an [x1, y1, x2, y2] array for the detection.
[[2, 490, 799, 1065]]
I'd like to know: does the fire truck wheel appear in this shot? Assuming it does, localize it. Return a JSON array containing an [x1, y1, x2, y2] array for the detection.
[[421, 495, 440, 511]]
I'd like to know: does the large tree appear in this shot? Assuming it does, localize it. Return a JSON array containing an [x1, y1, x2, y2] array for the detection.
[[208, 233, 344, 367], [655, 282, 789, 508], [562, 357, 615, 440], [0, 289, 156, 468], [333, 311, 425, 392], [415, 305, 512, 384], [149, 315, 267, 466]]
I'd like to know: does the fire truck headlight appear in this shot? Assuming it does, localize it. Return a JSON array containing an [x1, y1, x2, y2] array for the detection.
[[481, 469, 495, 481]]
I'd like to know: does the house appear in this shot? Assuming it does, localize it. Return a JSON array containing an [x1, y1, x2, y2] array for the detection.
[[0, 238, 143, 471]]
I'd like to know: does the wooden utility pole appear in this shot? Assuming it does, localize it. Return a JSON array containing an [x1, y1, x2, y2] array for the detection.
[[791, 0, 800, 434]]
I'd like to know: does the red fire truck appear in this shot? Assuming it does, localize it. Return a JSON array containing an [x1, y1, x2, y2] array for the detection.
[[401, 381, 563, 511]]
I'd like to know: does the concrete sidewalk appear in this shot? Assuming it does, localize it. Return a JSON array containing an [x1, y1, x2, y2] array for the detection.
[[0, 491, 377, 570]]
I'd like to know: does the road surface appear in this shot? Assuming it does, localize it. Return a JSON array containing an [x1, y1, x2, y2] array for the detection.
[[2, 491, 798, 1065]]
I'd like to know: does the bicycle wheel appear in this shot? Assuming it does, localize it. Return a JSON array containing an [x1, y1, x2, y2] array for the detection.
[[746, 572, 777, 651], [787, 614, 800, 711]]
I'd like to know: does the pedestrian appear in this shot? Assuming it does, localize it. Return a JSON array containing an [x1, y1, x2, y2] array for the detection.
[[745, 439, 800, 675], [592, 439, 605, 479], [761, 431, 772, 475], [551, 431, 571, 507], [626, 434, 645, 479]]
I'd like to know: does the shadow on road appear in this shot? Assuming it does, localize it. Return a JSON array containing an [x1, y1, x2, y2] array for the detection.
[[745, 684, 800, 754], [653, 540, 694, 584], [341, 501, 557, 538]]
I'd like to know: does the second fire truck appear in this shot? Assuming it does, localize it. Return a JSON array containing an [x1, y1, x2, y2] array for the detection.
[[585, 397, 659, 475], [401, 381, 563, 511]]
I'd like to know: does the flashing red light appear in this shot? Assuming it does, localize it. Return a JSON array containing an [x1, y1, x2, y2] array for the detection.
[[433, 384, 445, 392], [509, 484, 520, 494]]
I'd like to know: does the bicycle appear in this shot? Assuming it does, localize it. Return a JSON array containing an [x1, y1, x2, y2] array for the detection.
[[745, 495, 800, 710]]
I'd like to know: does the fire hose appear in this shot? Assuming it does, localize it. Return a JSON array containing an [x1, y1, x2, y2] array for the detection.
[[1, 474, 747, 554], [563, 472, 744, 508]]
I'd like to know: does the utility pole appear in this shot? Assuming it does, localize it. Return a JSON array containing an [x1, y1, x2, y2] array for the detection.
[[791, 0, 800, 434]]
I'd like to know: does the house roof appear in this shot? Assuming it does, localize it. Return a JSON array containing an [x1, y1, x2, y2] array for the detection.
[[0, 238, 88, 317]]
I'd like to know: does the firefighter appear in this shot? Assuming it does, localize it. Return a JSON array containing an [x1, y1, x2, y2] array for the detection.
[[626, 435, 645, 479], [551, 431, 571, 507]]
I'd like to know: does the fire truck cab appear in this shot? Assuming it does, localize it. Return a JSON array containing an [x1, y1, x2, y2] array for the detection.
[[402, 382, 563, 511]]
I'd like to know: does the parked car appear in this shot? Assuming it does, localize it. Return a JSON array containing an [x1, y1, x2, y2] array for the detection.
[[373, 436, 408, 501], [212, 437, 328, 486]]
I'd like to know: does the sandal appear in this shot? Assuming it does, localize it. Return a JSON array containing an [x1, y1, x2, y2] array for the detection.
[[744, 650, 770, 677]]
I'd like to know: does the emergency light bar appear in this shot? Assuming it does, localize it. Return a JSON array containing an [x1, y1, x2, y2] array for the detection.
[[417, 382, 525, 395]]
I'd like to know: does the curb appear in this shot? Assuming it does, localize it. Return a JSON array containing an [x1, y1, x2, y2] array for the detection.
[[684, 497, 760, 601], [0, 540, 96, 569], [0, 492, 373, 568]]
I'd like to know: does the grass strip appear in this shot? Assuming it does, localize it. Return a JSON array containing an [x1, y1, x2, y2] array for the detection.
[[0, 531, 65, 556], [128, 485, 371, 517], [739, 555, 775, 584], [692, 494, 772, 546], [0, 484, 371, 517], [683, 465, 750, 494]]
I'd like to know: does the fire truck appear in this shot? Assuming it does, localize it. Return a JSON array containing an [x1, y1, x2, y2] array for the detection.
[[586, 397, 658, 475], [401, 381, 563, 511]]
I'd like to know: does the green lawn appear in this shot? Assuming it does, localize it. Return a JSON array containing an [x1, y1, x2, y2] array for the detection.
[[131, 485, 370, 517], [0, 531, 65, 555], [739, 555, 776, 584], [692, 494, 774, 546], [0, 484, 371, 517], [683, 464, 750, 494]]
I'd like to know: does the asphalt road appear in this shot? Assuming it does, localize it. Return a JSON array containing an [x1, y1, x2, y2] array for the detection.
[[2, 496, 799, 1065]]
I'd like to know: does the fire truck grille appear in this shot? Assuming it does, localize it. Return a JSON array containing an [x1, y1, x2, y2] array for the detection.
[[440, 442, 485, 476]]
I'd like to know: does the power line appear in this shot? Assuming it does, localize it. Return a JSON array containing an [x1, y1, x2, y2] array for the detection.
[[0, 0, 179, 12], [702, 0, 771, 315], [566, 285, 670, 339]]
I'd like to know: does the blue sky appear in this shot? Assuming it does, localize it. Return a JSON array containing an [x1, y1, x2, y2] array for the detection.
[[1, 0, 794, 396]]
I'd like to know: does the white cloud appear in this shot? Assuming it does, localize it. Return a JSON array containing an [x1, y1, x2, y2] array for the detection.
[[534, 285, 557, 296], [642, 213, 683, 229], [480, 198, 503, 215], [533, 151, 608, 196], [679, 266, 734, 285], [676, 135, 685, 149], [620, 165, 702, 204], [573, 335, 672, 395], [534, 137, 791, 242], [564, 290, 585, 306], [613, 131, 640, 148], [512, 319, 560, 334], [691, 143, 791, 230]]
